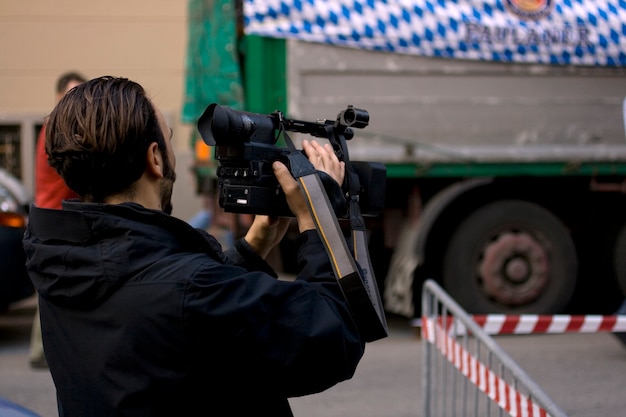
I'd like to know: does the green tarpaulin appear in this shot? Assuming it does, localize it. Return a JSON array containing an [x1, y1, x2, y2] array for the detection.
[[182, 0, 244, 126]]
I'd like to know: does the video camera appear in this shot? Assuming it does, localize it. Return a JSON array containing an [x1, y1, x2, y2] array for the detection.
[[197, 103, 385, 218]]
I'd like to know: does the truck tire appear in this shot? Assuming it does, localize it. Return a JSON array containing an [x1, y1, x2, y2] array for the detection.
[[442, 200, 577, 314]]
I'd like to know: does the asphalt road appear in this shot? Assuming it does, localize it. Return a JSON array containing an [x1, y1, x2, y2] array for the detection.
[[1, 295, 626, 417]]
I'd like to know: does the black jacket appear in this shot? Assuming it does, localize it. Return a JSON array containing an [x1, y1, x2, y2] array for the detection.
[[23, 201, 365, 417]]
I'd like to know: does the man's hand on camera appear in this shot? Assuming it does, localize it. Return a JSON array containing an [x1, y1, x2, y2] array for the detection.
[[274, 158, 316, 232], [243, 215, 291, 259], [244, 139, 345, 257], [279, 139, 345, 232], [302, 139, 345, 185]]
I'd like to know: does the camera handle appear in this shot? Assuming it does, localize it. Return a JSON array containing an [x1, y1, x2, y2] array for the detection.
[[280, 127, 388, 343]]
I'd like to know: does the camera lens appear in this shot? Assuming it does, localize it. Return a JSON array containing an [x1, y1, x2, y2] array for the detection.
[[198, 103, 278, 146]]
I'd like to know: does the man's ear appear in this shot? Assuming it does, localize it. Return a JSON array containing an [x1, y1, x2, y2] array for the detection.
[[146, 142, 164, 178]]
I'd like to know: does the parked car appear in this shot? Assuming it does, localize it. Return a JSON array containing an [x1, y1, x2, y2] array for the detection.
[[0, 168, 33, 312]]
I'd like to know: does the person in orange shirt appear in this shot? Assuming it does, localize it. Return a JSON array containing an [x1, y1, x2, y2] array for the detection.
[[29, 71, 86, 369], [34, 72, 86, 209]]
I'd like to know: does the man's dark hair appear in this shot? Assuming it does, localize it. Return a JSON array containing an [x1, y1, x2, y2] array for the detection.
[[46, 76, 168, 202], [55, 71, 87, 95]]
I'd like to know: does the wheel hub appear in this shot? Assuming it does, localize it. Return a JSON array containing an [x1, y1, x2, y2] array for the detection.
[[479, 232, 549, 306]]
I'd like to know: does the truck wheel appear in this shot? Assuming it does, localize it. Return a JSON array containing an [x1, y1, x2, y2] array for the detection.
[[442, 200, 577, 314]]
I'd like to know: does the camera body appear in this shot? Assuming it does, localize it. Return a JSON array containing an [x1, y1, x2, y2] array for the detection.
[[197, 103, 385, 218]]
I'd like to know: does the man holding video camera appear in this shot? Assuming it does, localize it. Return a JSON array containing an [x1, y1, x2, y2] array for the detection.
[[23, 76, 365, 417]]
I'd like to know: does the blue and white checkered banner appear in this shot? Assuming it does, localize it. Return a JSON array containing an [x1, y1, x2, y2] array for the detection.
[[244, 0, 626, 66]]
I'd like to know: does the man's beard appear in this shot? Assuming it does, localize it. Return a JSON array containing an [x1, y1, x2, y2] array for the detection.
[[160, 157, 176, 215]]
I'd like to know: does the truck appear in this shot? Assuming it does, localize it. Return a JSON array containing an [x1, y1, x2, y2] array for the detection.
[[183, 0, 626, 318]]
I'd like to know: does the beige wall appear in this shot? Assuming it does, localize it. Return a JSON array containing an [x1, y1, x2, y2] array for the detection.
[[0, 0, 202, 221]]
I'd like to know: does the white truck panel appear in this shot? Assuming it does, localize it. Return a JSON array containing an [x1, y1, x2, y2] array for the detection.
[[287, 40, 626, 163]]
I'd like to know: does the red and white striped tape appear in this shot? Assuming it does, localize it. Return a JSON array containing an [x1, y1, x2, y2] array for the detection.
[[422, 317, 550, 417], [415, 315, 626, 335], [472, 314, 626, 335]]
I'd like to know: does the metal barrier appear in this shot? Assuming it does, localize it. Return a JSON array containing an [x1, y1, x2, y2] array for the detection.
[[421, 279, 568, 417]]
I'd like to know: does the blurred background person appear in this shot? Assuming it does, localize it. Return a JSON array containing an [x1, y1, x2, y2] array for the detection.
[[29, 71, 87, 369]]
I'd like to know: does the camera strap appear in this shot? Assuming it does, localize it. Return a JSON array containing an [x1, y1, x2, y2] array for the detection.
[[282, 132, 388, 343]]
